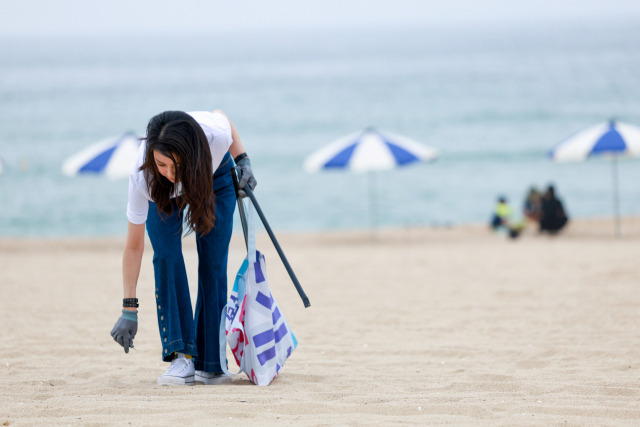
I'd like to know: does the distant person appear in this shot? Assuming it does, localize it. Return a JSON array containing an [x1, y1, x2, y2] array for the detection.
[[523, 187, 542, 224], [490, 196, 521, 238], [491, 196, 511, 230], [539, 185, 568, 234], [109, 109, 257, 386]]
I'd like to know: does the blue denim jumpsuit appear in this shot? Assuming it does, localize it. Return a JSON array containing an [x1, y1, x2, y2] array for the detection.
[[146, 152, 235, 373]]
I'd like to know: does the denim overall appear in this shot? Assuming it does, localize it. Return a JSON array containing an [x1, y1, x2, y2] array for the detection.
[[146, 152, 235, 373]]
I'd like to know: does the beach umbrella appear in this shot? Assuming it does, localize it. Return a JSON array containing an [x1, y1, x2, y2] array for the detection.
[[62, 132, 141, 179], [304, 127, 438, 231], [549, 120, 640, 236]]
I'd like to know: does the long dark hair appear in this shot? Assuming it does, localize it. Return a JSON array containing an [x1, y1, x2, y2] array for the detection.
[[141, 111, 215, 236]]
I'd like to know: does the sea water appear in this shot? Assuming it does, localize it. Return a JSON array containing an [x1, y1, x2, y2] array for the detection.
[[1, 22, 639, 236]]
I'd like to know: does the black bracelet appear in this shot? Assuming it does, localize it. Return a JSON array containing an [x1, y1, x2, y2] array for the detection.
[[234, 153, 248, 163], [123, 298, 139, 308]]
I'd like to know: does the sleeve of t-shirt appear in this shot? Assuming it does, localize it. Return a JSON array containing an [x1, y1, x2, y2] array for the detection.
[[126, 141, 150, 224], [188, 110, 234, 169], [126, 175, 149, 224]]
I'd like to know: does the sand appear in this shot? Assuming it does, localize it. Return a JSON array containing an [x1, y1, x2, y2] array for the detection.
[[1, 217, 639, 425]]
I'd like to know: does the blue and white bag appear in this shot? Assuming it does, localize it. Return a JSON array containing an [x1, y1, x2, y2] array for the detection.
[[220, 199, 297, 385]]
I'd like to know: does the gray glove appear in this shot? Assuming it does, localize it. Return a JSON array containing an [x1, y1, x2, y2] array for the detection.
[[235, 156, 257, 198], [110, 310, 138, 353]]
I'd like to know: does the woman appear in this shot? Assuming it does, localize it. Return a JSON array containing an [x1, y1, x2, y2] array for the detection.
[[110, 110, 256, 386]]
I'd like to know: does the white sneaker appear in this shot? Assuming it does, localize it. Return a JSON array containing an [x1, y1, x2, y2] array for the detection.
[[195, 370, 232, 385], [157, 353, 195, 386]]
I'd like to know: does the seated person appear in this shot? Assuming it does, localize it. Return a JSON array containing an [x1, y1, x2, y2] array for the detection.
[[523, 187, 542, 224], [490, 196, 523, 238], [539, 185, 568, 234], [491, 196, 512, 230]]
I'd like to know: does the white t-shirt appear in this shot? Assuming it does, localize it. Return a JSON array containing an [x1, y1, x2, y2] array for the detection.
[[126, 111, 233, 224]]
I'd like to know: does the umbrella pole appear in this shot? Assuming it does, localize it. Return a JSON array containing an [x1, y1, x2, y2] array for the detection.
[[612, 157, 621, 237], [368, 171, 378, 239]]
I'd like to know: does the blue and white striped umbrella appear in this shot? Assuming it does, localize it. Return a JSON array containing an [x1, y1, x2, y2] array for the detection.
[[549, 120, 640, 162], [304, 128, 437, 234], [304, 127, 438, 173], [549, 120, 640, 236], [62, 132, 141, 179]]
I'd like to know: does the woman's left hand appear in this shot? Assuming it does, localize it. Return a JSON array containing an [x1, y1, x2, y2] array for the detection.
[[236, 156, 257, 198]]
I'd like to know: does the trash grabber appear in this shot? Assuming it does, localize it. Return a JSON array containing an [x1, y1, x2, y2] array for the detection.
[[231, 167, 311, 308]]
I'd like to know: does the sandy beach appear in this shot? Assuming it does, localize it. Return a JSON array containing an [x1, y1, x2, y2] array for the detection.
[[1, 217, 639, 425]]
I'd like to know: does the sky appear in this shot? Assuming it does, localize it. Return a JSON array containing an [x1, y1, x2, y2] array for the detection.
[[1, 0, 640, 37]]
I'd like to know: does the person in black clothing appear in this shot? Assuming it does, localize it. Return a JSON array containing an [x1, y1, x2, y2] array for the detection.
[[539, 185, 568, 234]]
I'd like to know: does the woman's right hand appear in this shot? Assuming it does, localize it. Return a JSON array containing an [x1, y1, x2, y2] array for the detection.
[[117, 221, 145, 353], [110, 310, 138, 353]]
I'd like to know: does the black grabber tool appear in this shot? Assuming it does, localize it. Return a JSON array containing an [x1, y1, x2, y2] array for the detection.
[[231, 168, 311, 308]]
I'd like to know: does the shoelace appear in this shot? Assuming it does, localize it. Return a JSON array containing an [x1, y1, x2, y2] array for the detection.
[[166, 357, 191, 376]]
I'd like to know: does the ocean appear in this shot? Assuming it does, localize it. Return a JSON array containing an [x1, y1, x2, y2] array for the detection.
[[1, 22, 640, 236]]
